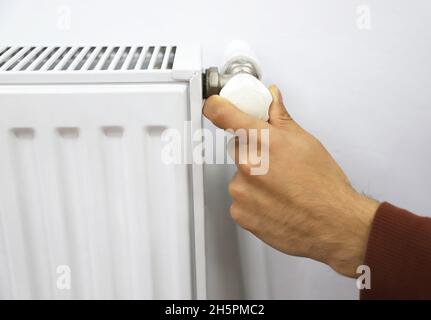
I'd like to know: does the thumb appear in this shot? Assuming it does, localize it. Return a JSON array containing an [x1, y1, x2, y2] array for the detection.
[[268, 85, 295, 129]]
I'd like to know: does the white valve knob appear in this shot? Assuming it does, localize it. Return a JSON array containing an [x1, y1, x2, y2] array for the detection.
[[219, 41, 272, 121], [220, 73, 272, 121]]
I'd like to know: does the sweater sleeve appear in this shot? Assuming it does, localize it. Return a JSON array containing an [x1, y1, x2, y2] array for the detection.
[[360, 202, 431, 299]]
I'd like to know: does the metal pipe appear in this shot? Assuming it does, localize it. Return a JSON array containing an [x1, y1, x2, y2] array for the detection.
[[203, 62, 260, 98]]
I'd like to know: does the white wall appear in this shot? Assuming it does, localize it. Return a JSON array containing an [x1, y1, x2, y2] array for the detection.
[[1, 0, 431, 299]]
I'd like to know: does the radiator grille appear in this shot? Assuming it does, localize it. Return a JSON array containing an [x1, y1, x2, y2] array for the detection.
[[0, 46, 177, 72], [0, 44, 205, 299]]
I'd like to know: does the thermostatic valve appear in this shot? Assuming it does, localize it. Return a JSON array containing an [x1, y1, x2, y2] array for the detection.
[[202, 40, 263, 99], [202, 67, 227, 98], [202, 40, 273, 121]]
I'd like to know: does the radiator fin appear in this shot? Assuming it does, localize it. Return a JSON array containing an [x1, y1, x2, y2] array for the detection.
[[0, 124, 191, 299], [0, 46, 177, 72]]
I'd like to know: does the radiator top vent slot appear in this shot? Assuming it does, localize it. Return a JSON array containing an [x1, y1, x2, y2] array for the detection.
[[0, 46, 177, 72]]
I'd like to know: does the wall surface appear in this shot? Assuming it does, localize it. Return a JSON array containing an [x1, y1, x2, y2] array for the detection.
[[1, 0, 431, 299]]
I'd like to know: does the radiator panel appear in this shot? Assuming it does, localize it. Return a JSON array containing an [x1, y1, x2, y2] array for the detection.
[[0, 83, 196, 299]]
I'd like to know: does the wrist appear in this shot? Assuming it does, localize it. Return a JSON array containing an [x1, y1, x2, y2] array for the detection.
[[327, 190, 380, 278]]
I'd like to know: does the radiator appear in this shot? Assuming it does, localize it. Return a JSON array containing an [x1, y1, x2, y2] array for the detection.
[[0, 45, 206, 299]]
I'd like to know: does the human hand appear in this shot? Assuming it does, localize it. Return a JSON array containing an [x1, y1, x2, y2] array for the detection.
[[203, 86, 380, 277]]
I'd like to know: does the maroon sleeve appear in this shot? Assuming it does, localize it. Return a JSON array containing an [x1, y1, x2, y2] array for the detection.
[[360, 202, 431, 299]]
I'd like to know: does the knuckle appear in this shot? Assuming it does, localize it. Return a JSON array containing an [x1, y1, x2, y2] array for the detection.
[[278, 109, 292, 122], [228, 181, 236, 196], [228, 180, 245, 199], [229, 203, 243, 223]]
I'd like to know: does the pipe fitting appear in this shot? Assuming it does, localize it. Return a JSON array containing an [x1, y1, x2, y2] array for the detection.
[[203, 61, 260, 98], [202, 41, 262, 98]]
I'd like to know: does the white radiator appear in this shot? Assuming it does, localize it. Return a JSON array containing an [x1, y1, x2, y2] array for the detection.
[[0, 45, 206, 299]]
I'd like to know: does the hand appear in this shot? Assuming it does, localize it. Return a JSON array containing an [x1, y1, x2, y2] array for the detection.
[[203, 85, 380, 277]]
